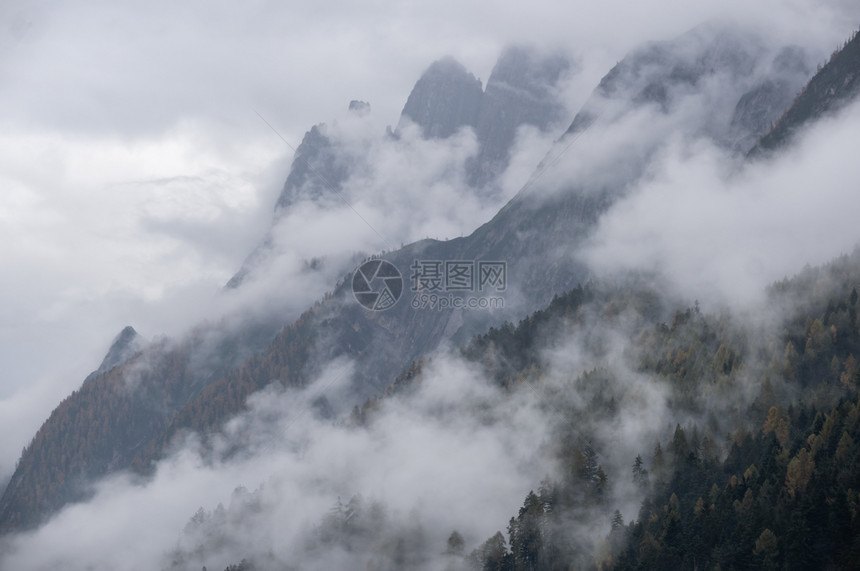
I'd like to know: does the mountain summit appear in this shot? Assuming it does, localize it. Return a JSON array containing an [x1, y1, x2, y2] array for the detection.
[[398, 57, 484, 139], [95, 326, 143, 375], [398, 47, 573, 187]]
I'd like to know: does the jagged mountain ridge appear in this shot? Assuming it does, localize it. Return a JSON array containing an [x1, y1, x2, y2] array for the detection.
[[278, 46, 572, 210], [398, 47, 572, 187], [94, 326, 143, 376], [397, 57, 484, 139], [0, 24, 834, 533], [565, 23, 812, 152], [229, 46, 573, 290]]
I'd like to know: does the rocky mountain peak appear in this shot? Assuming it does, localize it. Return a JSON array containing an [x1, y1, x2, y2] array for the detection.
[[96, 326, 142, 374], [348, 100, 371, 115], [469, 45, 572, 186], [397, 56, 484, 138], [273, 123, 349, 211]]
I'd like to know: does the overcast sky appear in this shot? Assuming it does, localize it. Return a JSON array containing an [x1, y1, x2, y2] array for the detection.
[[1, 0, 859, 507]]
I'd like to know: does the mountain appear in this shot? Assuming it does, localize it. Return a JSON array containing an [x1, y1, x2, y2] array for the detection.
[[0, 44, 576, 534], [275, 46, 572, 212], [0, 24, 833, 534], [273, 124, 350, 210]]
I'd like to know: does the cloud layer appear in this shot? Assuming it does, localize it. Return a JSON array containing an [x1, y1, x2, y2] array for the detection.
[[583, 99, 860, 309]]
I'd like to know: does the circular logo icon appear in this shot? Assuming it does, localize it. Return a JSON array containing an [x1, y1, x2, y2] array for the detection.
[[352, 259, 403, 311]]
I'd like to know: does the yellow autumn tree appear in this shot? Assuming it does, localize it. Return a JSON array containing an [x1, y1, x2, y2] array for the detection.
[[785, 448, 815, 499], [763, 406, 790, 447], [754, 528, 779, 570]]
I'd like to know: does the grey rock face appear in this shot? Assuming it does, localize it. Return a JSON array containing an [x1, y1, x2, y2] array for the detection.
[[231, 48, 574, 288], [226, 122, 351, 289], [274, 124, 349, 210], [751, 30, 860, 155], [398, 47, 573, 189], [348, 100, 371, 115], [469, 46, 572, 187], [397, 57, 484, 139], [731, 45, 813, 152], [96, 326, 143, 374], [565, 22, 812, 153]]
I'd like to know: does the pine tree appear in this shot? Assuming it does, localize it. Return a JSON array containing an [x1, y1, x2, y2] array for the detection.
[[611, 510, 624, 530], [446, 530, 465, 556], [633, 454, 650, 489]]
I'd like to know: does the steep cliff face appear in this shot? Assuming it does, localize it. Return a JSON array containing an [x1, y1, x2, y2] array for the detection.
[[730, 45, 813, 151], [273, 124, 350, 210], [751, 30, 860, 155], [94, 326, 143, 375], [229, 47, 575, 289], [566, 23, 812, 153], [397, 47, 573, 189], [398, 57, 484, 139], [469, 46, 572, 187]]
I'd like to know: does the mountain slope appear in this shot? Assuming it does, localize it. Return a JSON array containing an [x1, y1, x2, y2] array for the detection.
[[398, 46, 572, 188], [565, 23, 811, 152], [175, 249, 860, 571], [0, 45, 576, 533], [228, 47, 573, 290], [0, 320, 281, 532]]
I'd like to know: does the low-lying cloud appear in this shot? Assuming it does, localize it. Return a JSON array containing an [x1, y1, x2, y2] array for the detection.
[[0, 352, 556, 570], [583, 99, 860, 310]]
